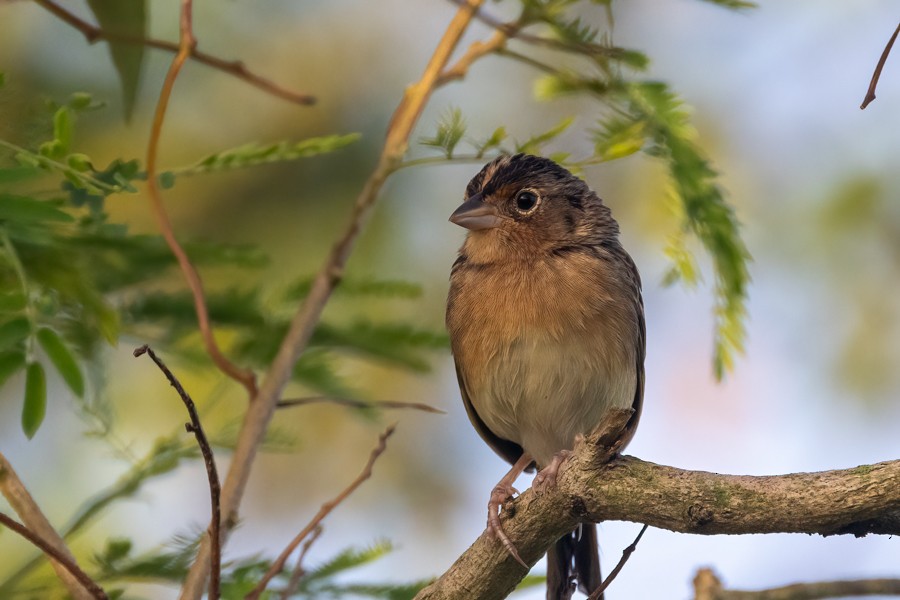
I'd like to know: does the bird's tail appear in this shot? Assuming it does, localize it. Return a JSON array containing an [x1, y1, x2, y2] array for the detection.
[[546, 523, 602, 600]]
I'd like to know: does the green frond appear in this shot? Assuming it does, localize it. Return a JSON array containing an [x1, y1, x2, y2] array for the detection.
[[420, 108, 467, 158]]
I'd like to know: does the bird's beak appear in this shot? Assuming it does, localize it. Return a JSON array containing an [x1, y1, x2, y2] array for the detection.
[[449, 193, 502, 231]]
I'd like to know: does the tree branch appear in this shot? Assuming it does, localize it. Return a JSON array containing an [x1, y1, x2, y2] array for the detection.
[[414, 410, 900, 600], [860, 21, 900, 109], [693, 568, 900, 600], [178, 2, 487, 597], [143, 0, 258, 397], [30, 0, 316, 105], [245, 425, 395, 600], [0, 453, 103, 600], [276, 395, 445, 414], [0, 512, 107, 600], [133, 345, 221, 600]]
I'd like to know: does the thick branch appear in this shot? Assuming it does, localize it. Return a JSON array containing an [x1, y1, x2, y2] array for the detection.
[[415, 410, 900, 600]]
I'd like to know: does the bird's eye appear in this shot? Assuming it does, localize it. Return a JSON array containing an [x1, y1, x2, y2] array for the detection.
[[514, 190, 540, 214]]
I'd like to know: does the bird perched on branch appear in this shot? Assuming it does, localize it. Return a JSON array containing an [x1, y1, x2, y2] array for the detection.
[[446, 154, 645, 599]]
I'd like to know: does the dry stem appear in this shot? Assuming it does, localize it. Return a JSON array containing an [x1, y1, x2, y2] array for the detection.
[[244, 425, 396, 600], [134, 345, 221, 599], [142, 0, 257, 396]]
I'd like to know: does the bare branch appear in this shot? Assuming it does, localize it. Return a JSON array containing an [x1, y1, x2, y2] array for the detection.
[[142, 0, 257, 397], [277, 395, 445, 414], [179, 2, 488, 597], [0, 453, 104, 600], [245, 425, 396, 600], [133, 345, 222, 599], [280, 525, 323, 600], [0, 512, 108, 600], [586, 524, 648, 600], [861, 21, 900, 109], [414, 410, 900, 600], [693, 568, 900, 600], [30, 0, 315, 105]]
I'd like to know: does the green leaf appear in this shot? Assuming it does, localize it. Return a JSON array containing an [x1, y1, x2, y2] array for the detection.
[[37, 327, 85, 397], [306, 541, 394, 582], [0, 193, 74, 224], [53, 107, 74, 155], [67, 154, 94, 172], [0, 291, 26, 311], [0, 350, 25, 388], [86, 0, 147, 120], [0, 317, 31, 351], [516, 116, 574, 154], [593, 115, 647, 160], [179, 133, 361, 176], [699, 0, 757, 8], [22, 362, 47, 439], [0, 167, 40, 184], [477, 126, 508, 157], [420, 108, 467, 158], [68, 92, 94, 111]]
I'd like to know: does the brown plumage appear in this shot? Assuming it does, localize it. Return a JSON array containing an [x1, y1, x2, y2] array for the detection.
[[446, 154, 645, 599]]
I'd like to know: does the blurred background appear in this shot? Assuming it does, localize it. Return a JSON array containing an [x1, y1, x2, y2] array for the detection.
[[1, 0, 899, 598]]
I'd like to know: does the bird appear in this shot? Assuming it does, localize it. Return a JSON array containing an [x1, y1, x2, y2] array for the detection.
[[446, 153, 645, 599]]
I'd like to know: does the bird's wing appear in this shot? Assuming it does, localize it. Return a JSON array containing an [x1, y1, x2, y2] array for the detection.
[[621, 253, 645, 448], [454, 361, 532, 469]]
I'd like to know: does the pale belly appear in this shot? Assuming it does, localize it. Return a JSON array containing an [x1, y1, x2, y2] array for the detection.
[[468, 332, 635, 467]]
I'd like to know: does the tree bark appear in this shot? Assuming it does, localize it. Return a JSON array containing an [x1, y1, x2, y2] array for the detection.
[[415, 410, 900, 600]]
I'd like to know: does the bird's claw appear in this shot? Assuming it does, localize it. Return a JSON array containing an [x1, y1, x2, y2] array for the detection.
[[487, 483, 528, 568], [533, 449, 572, 495]]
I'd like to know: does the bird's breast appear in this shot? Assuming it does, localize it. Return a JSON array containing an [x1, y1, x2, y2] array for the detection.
[[448, 256, 637, 466]]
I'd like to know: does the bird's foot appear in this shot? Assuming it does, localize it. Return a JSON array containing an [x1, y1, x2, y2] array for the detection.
[[533, 449, 573, 495], [486, 453, 533, 568]]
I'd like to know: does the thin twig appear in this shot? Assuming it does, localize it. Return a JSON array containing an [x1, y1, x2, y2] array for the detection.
[[134, 345, 221, 600], [179, 3, 487, 597], [244, 424, 397, 600], [142, 0, 257, 397], [279, 525, 323, 600], [0, 512, 107, 600], [30, 0, 315, 105], [0, 453, 98, 600], [860, 21, 900, 109], [436, 29, 513, 86], [586, 524, 648, 599], [277, 395, 445, 414], [445, 0, 634, 61]]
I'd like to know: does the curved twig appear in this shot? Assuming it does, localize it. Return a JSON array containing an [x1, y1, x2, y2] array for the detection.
[[861, 21, 900, 109], [134, 345, 221, 600], [244, 425, 396, 600], [143, 0, 257, 397]]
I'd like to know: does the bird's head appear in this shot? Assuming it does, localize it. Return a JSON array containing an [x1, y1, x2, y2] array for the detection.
[[450, 154, 618, 260]]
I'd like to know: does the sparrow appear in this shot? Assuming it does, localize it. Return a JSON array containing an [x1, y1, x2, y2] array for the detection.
[[446, 154, 645, 599]]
